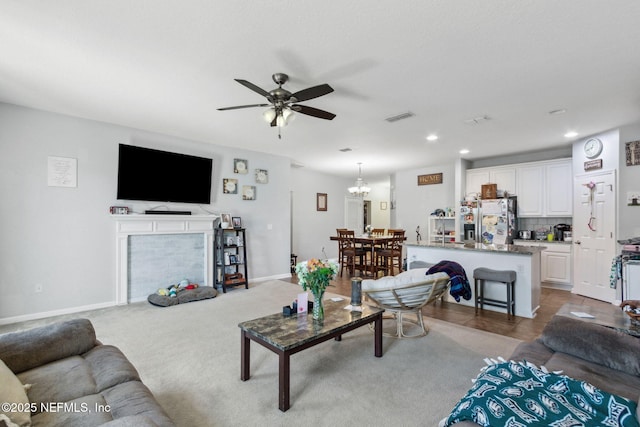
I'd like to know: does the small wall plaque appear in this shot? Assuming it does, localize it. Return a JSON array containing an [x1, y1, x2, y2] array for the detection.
[[584, 159, 603, 171], [417, 173, 443, 186]]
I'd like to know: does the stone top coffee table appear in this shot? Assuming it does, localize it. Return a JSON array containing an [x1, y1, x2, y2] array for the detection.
[[238, 300, 384, 411], [556, 302, 640, 337]]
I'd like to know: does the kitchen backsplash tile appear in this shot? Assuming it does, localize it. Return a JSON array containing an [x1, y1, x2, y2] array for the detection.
[[518, 217, 572, 232]]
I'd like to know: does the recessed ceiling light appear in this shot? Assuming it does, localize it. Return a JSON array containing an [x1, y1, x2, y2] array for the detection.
[[564, 131, 578, 138], [459, 149, 470, 154], [426, 134, 438, 141], [549, 109, 567, 115]]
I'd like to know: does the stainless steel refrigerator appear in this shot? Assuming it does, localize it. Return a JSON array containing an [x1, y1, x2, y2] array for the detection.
[[479, 197, 517, 245]]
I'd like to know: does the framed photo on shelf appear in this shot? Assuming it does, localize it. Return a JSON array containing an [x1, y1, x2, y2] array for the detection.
[[229, 254, 237, 264], [220, 213, 232, 228], [232, 216, 242, 228], [317, 193, 327, 211]]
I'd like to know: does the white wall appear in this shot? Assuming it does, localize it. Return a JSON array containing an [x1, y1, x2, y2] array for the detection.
[[393, 164, 456, 241], [0, 103, 291, 322], [290, 167, 351, 262]]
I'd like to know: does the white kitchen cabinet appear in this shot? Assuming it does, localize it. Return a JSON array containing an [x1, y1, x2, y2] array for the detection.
[[465, 170, 490, 196], [465, 167, 516, 197], [541, 244, 572, 284], [513, 241, 572, 286], [492, 168, 517, 196], [516, 165, 544, 217], [545, 162, 573, 216]]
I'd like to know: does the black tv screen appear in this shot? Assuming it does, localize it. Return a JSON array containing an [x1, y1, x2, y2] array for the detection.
[[117, 144, 213, 204]]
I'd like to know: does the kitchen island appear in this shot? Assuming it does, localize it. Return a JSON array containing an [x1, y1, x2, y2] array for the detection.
[[406, 241, 544, 318]]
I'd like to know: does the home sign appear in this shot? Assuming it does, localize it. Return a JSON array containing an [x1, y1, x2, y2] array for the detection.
[[417, 173, 443, 186]]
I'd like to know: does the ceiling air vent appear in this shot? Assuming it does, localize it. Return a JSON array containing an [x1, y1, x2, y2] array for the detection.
[[385, 111, 415, 123], [464, 115, 491, 125], [339, 148, 352, 152]]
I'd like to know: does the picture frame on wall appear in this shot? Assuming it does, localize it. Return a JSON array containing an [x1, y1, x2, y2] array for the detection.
[[242, 185, 256, 200], [255, 169, 268, 184], [234, 158, 248, 174], [317, 193, 327, 211], [223, 178, 238, 194], [232, 216, 242, 228], [626, 140, 640, 166]]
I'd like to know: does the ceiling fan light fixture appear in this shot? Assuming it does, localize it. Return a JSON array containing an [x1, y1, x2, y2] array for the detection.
[[263, 108, 276, 123]]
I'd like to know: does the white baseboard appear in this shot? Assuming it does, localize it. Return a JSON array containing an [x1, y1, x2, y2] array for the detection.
[[0, 301, 117, 326], [0, 274, 293, 326]]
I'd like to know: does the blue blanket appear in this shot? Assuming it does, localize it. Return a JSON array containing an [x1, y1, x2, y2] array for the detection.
[[426, 260, 471, 301]]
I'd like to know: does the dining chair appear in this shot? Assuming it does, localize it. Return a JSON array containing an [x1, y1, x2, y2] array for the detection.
[[337, 229, 364, 277], [378, 229, 405, 276]]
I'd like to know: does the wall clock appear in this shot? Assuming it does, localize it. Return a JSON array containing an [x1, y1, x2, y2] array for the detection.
[[584, 138, 603, 159]]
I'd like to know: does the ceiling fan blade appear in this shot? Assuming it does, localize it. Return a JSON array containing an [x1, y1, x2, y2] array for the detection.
[[217, 103, 269, 111], [270, 116, 277, 127], [291, 104, 336, 120], [234, 79, 271, 98], [291, 84, 334, 102]]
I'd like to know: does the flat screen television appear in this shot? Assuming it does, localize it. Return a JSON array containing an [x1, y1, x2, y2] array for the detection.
[[117, 144, 213, 204]]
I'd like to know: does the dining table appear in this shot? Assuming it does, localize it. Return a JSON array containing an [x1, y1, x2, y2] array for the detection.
[[330, 234, 406, 277]]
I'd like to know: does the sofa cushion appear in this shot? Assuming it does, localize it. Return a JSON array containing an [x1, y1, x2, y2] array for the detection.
[[0, 319, 97, 374], [19, 355, 98, 407], [541, 315, 640, 377], [0, 359, 31, 427], [535, 351, 640, 401], [101, 381, 174, 427]]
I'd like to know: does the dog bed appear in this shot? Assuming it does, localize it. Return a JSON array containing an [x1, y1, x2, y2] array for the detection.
[[148, 286, 218, 307]]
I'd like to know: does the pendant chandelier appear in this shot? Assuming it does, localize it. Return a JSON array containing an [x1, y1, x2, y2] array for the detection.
[[348, 163, 371, 197]]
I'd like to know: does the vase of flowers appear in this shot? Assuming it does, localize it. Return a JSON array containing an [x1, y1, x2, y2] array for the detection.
[[295, 258, 339, 321]]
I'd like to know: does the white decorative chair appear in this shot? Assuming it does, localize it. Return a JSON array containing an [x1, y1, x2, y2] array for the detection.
[[361, 268, 451, 338]]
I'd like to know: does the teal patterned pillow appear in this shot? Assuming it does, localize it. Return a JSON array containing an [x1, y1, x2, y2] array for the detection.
[[443, 360, 639, 427]]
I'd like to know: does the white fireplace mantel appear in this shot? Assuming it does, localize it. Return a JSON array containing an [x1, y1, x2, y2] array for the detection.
[[112, 214, 216, 304]]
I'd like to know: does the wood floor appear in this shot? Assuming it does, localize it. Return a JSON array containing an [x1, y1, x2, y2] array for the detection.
[[286, 273, 613, 342]]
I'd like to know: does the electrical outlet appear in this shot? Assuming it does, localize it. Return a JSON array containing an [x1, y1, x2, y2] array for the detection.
[[35, 284, 43, 293]]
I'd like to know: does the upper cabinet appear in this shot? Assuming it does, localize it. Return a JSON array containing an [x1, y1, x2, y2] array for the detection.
[[466, 167, 516, 197], [517, 165, 545, 216], [544, 162, 573, 216], [466, 158, 572, 218]]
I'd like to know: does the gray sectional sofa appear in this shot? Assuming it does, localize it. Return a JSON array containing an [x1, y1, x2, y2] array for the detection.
[[0, 319, 174, 427], [447, 314, 640, 426]]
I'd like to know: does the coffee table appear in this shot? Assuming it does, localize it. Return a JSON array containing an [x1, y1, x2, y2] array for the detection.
[[556, 302, 640, 337], [238, 300, 384, 411]]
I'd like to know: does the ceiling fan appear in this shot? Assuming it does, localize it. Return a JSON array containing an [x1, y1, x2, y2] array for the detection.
[[217, 73, 335, 136]]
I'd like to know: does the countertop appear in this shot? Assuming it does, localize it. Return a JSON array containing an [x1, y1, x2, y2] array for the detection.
[[405, 241, 546, 255], [513, 239, 572, 245]]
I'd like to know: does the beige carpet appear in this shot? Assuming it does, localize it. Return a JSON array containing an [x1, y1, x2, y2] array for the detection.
[[0, 280, 522, 426]]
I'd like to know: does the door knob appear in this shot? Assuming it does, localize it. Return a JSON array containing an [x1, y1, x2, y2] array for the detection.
[[575, 240, 581, 245]]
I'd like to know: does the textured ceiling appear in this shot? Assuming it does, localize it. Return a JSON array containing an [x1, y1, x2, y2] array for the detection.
[[2, 1, 640, 177]]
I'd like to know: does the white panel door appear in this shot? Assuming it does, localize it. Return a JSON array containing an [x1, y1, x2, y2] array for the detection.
[[344, 196, 363, 233], [572, 171, 616, 302]]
